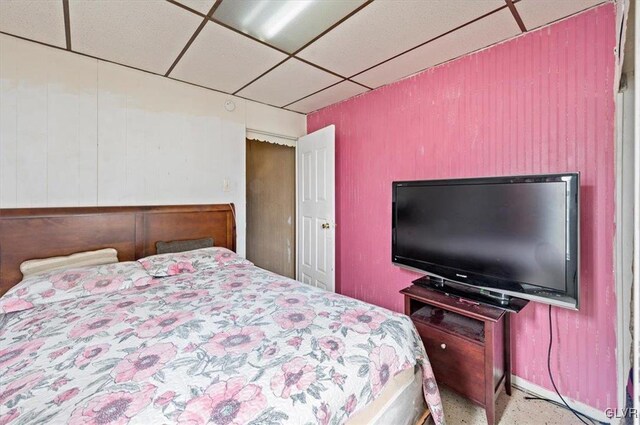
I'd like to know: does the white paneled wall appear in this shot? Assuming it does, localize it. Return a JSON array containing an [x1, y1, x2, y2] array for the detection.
[[0, 34, 307, 256]]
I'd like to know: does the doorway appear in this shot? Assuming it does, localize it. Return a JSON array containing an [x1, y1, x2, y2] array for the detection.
[[246, 139, 296, 278]]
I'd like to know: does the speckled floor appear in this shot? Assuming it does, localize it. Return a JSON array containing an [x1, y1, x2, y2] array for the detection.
[[434, 386, 586, 425]]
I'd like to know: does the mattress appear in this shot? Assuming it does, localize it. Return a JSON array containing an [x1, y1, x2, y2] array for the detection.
[[347, 367, 426, 425]]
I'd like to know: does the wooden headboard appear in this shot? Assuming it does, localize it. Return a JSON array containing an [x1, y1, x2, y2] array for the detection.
[[0, 204, 236, 296]]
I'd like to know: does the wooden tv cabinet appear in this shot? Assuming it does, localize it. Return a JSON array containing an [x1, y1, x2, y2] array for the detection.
[[401, 285, 511, 425]]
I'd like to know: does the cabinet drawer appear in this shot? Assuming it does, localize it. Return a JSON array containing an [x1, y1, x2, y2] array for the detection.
[[414, 320, 486, 405]]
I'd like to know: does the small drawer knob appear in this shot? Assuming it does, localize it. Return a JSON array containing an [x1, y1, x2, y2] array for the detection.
[[440, 343, 446, 349]]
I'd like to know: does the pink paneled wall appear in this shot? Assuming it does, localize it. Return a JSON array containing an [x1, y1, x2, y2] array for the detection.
[[308, 4, 617, 410]]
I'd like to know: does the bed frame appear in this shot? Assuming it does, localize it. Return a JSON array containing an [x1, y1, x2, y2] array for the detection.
[[0, 204, 236, 296]]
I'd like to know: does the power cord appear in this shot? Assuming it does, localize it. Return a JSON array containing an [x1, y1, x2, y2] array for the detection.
[[546, 304, 589, 425]]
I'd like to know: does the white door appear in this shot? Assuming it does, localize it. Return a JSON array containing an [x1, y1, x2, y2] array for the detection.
[[297, 125, 335, 292]]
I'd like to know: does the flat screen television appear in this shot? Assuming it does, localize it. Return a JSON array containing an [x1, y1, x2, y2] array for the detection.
[[392, 173, 579, 310]]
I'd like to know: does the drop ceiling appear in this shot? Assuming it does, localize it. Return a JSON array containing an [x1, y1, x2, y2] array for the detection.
[[0, 0, 607, 114]]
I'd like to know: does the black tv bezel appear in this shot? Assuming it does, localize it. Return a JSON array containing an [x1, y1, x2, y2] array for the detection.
[[391, 173, 580, 310]]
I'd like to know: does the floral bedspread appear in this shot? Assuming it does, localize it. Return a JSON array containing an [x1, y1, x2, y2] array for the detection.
[[0, 249, 444, 425]]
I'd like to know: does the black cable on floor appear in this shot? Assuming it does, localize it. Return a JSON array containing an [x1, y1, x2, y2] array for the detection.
[[547, 304, 589, 425]]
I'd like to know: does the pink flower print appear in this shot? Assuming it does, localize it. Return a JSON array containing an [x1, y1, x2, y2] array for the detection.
[[49, 346, 71, 360], [0, 339, 45, 369], [253, 307, 265, 315], [133, 276, 155, 288], [329, 322, 341, 330], [315, 402, 331, 425], [369, 344, 400, 396], [318, 336, 345, 360], [68, 315, 123, 339], [267, 281, 294, 291], [51, 377, 69, 391], [273, 308, 316, 330], [331, 372, 346, 387], [275, 294, 308, 308], [116, 328, 134, 338], [318, 311, 330, 318], [261, 343, 279, 360], [213, 250, 238, 263], [270, 357, 317, 398], [75, 344, 110, 368], [83, 276, 125, 294], [0, 370, 44, 404], [111, 343, 177, 383], [0, 408, 19, 425], [154, 390, 175, 407], [12, 311, 56, 331], [53, 387, 80, 405], [50, 270, 90, 290], [204, 327, 264, 356], [168, 261, 195, 275], [199, 302, 228, 315], [221, 280, 251, 291], [183, 343, 198, 353], [16, 287, 28, 296], [344, 394, 357, 415], [286, 337, 303, 349], [177, 377, 265, 425], [104, 297, 147, 313], [78, 298, 97, 308], [136, 311, 194, 338], [341, 308, 386, 334], [165, 290, 209, 304], [68, 384, 156, 425], [41, 289, 56, 298], [0, 298, 33, 314]]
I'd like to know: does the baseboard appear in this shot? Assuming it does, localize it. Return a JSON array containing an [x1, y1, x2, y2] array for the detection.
[[510, 375, 611, 423]]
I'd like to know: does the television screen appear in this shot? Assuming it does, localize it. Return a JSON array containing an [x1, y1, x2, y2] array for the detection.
[[392, 174, 579, 309]]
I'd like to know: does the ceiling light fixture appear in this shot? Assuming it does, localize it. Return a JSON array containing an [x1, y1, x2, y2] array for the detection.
[[262, 0, 315, 39]]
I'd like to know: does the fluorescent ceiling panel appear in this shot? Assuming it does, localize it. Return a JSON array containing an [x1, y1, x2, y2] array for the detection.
[[516, 0, 606, 30], [297, 0, 505, 77], [237, 58, 341, 107], [69, 0, 202, 74], [0, 0, 66, 48], [288, 81, 368, 113], [171, 22, 288, 93], [174, 0, 215, 15], [354, 9, 521, 89], [213, 0, 367, 53]]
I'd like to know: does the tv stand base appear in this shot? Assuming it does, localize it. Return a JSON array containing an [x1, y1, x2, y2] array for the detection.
[[401, 284, 516, 425], [412, 275, 529, 313]]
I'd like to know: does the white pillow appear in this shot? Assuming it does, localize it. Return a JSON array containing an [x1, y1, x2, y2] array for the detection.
[[20, 248, 119, 277]]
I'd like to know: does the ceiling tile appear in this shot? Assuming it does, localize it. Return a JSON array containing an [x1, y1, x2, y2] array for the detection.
[[0, 0, 66, 48], [516, 0, 606, 30], [354, 9, 521, 89], [287, 81, 368, 113], [237, 58, 341, 107], [213, 0, 367, 53], [170, 22, 288, 93], [297, 0, 505, 77], [69, 0, 203, 74], [174, 0, 215, 15]]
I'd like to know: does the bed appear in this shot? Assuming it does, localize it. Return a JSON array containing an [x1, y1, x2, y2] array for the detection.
[[0, 205, 444, 425]]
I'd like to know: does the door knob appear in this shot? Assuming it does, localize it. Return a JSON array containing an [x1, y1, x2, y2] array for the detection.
[[321, 223, 330, 229]]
